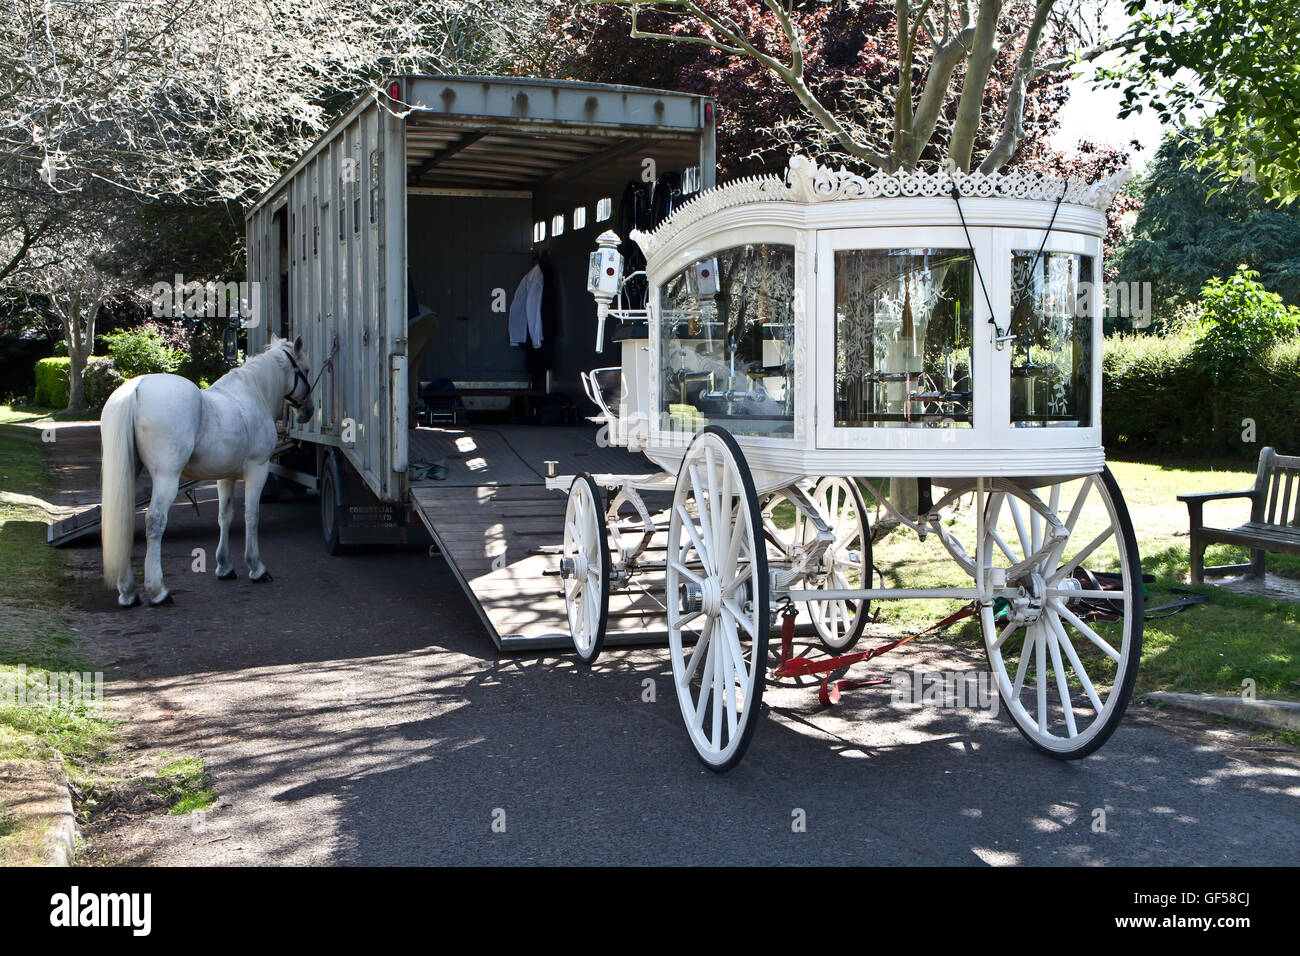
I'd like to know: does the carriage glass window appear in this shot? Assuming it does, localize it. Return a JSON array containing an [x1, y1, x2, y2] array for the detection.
[[1009, 251, 1093, 427], [833, 248, 974, 428], [658, 243, 796, 440]]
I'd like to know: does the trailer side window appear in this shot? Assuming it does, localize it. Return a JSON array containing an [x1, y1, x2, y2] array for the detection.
[[313, 203, 318, 256], [572, 206, 587, 230], [551, 214, 564, 237], [595, 198, 612, 222], [353, 151, 361, 234], [369, 150, 380, 225], [533, 220, 546, 243]]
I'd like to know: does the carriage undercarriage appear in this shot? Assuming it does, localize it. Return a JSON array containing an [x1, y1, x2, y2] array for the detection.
[[555, 426, 1142, 771]]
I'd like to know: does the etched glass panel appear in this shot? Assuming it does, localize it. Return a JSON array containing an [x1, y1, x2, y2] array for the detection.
[[833, 248, 974, 428], [657, 243, 796, 440], [1009, 251, 1093, 427]]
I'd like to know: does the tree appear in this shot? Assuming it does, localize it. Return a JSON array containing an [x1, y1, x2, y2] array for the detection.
[[1112, 128, 1300, 321], [1, 0, 567, 398], [1102, 0, 1300, 205], [0, 0, 559, 202], [580, 0, 1140, 173]]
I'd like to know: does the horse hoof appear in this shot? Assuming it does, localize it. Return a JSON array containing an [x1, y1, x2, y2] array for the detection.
[[150, 593, 174, 607], [118, 595, 139, 609], [250, 571, 273, 584], [216, 568, 237, 580]]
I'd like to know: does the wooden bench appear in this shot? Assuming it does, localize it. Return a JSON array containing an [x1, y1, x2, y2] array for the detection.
[[1178, 447, 1300, 582]]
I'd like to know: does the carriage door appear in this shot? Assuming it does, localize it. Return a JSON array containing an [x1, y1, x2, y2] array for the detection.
[[814, 227, 993, 451]]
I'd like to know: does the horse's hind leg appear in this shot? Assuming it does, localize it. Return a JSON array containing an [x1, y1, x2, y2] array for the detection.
[[243, 461, 272, 582], [143, 471, 182, 605], [215, 478, 237, 579]]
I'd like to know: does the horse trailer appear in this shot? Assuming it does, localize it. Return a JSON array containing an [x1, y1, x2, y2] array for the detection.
[[244, 76, 716, 648]]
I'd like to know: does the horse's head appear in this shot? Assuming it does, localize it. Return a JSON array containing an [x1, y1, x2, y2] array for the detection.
[[271, 334, 315, 424]]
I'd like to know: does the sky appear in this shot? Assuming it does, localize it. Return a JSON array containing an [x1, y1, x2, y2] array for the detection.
[[1046, 1, 1203, 171], [1049, 58, 1168, 169]]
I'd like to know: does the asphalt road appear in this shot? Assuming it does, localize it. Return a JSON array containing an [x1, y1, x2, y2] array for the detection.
[[49, 439, 1300, 866]]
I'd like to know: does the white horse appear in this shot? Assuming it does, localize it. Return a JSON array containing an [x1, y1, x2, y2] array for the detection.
[[100, 334, 315, 606]]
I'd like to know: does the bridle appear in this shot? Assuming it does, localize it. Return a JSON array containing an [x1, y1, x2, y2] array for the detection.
[[282, 345, 313, 410]]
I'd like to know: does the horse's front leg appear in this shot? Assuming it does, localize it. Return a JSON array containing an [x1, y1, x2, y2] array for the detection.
[[243, 462, 272, 582], [144, 471, 182, 605], [215, 478, 237, 579]]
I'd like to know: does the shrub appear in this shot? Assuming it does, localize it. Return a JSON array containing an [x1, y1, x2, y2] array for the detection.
[[1191, 265, 1300, 384], [84, 357, 125, 409], [33, 357, 71, 408], [102, 326, 183, 379]]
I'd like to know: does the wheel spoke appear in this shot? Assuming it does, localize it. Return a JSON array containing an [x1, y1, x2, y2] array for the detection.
[[670, 559, 705, 588], [685, 615, 715, 693], [992, 618, 1020, 651], [1049, 613, 1105, 714], [1052, 599, 1122, 663], [1063, 476, 1092, 534], [1057, 526, 1115, 578], [1047, 622, 1077, 737], [1013, 624, 1036, 700], [1035, 621, 1048, 734], [722, 598, 756, 638], [1008, 496, 1032, 560], [989, 527, 1021, 565], [677, 504, 713, 574]]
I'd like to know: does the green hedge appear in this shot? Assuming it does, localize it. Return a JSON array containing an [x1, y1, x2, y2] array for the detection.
[[1104, 334, 1300, 458], [33, 356, 114, 409], [33, 357, 71, 408]]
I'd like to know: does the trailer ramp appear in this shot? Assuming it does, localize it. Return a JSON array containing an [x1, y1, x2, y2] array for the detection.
[[48, 479, 202, 546], [408, 426, 671, 652]]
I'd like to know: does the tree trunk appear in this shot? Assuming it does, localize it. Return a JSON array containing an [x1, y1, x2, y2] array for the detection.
[[67, 338, 87, 411]]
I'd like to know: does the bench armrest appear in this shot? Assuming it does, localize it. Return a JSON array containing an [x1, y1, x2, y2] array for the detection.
[[1176, 489, 1257, 504]]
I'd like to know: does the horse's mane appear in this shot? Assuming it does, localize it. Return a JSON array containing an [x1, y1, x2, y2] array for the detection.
[[209, 340, 292, 403]]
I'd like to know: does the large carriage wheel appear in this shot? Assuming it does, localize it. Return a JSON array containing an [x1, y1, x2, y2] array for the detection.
[[977, 467, 1142, 758], [807, 477, 872, 652], [667, 427, 770, 771], [562, 473, 611, 665], [761, 477, 871, 652]]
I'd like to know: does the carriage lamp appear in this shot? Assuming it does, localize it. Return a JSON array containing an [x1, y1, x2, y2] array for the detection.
[[587, 230, 624, 352]]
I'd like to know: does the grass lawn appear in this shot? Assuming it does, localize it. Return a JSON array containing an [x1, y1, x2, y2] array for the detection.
[[0, 402, 100, 426], [778, 458, 1298, 705], [0, 416, 115, 862]]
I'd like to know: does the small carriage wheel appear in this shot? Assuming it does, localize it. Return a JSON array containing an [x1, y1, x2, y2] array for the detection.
[[807, 477, 872, 652], [562, 473, 611, 665], [667, 427, 770, 771], [978, 467, 1143, 759]]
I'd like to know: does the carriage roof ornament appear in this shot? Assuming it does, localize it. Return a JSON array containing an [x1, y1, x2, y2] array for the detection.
[[630, 155, 1132, 259]]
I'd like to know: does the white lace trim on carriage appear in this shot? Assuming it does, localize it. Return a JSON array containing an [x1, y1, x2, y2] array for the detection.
[[631, 154, 1131, 257]]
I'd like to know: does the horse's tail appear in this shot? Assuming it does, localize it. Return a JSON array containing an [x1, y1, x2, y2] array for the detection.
[[100, 378, 139, 589]]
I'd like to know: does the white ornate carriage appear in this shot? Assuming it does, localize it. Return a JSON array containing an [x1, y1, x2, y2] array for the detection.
[[553, 156, 1141, 771]]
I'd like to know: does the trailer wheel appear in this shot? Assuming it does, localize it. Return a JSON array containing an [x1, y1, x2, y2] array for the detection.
[[320, 454, 347, 555]]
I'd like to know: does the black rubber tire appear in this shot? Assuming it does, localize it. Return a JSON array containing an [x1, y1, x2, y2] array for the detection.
[[320, 455, 347, 556]]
